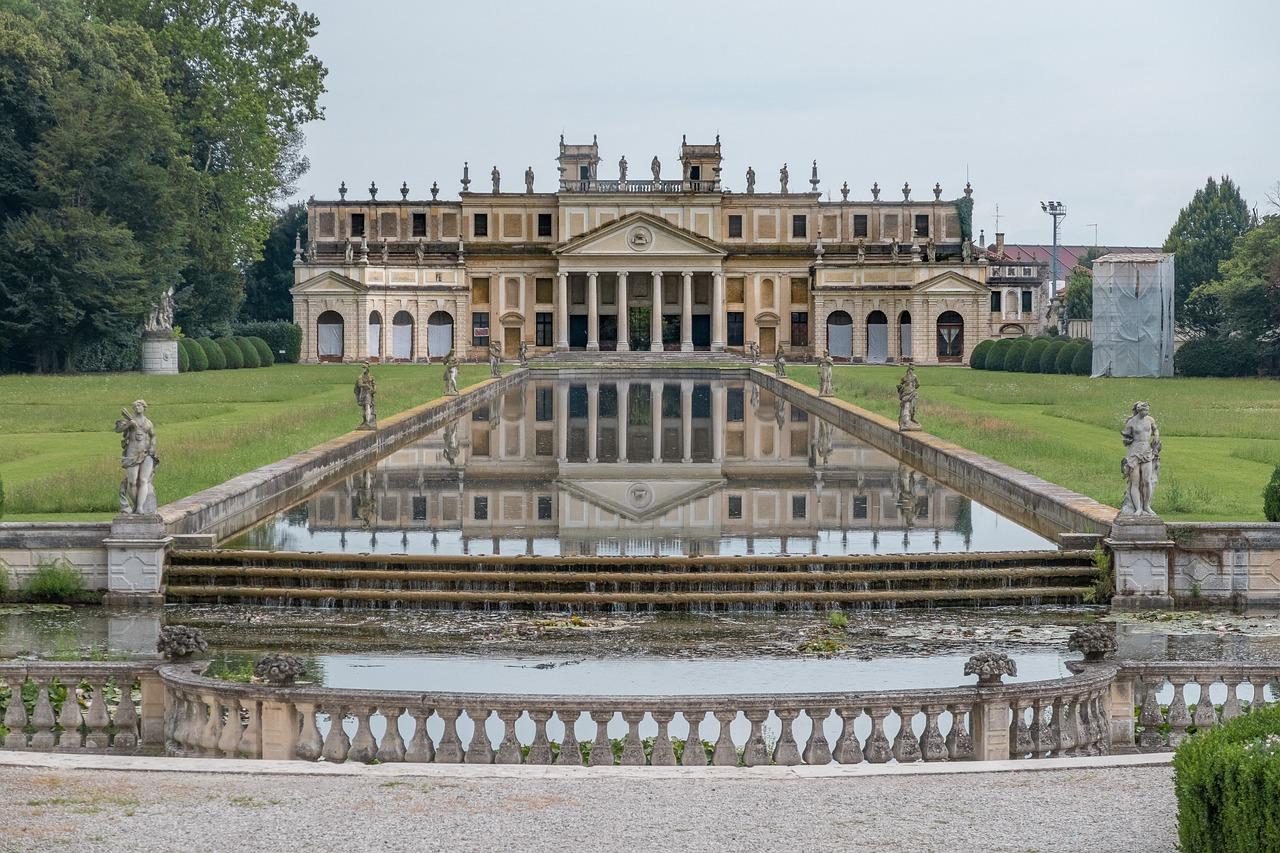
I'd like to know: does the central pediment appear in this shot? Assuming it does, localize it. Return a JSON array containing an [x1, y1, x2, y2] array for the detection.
[[556, 476, 726, 522], [554, 212, 726, 259]]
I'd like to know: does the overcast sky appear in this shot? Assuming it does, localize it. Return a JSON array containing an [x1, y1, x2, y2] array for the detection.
[[292, 0, 1279, 247]]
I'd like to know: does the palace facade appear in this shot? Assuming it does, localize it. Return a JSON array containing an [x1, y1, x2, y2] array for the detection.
[[292, 136, 1038, 364]]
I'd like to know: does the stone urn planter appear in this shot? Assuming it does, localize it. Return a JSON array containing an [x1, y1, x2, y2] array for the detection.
[[254, 654, 307, 686], [1067, 625, 1118, 662], [156, 625, 208, 661], [964, 651, 1017, 686]]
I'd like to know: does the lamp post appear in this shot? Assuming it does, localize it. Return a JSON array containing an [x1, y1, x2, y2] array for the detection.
[[1041, 201, 1066, 334]]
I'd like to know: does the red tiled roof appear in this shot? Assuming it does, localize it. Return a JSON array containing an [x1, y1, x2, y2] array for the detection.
[[989, 244, 1160, 273]]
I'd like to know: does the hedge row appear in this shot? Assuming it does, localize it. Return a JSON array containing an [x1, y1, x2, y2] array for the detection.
[[178, 337, 274, 372], [231, 321, 302, 364], [1174, 337, 1261, 377], [969, 336, 1091, 375], [1173, 703, 1280, 853]]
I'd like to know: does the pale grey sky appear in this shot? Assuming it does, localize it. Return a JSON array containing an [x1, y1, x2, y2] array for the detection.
[[293, 0, 1280, 247]]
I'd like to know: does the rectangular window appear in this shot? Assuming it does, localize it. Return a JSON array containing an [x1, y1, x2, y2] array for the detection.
[[726, 277, 744, 303], [535, 278, 553, 304], [472, 311, 490, 347], [578, 165, 590, 181], [538, 213, 553, 237], [473, 496, 488, 521], [535, 430, 553, 456], [790, 312, 809, 347], [535, 386, 553, 421], [472, 277, 489, 304], [728, 495, 743, 520], [412, 496, 427, 521], [990, 290, 1002, 312], [853, 214, 869, 238], [790, 277, 807, 304], [350, 213, 365, 237], [537, 496, 553, 521], [727, 387, 744, 422], [473, 213, 488, 237], [914, 214, 930, 238], [412, 213, 427, 237], [1023, 266, 1033, 277], [728, 215, 743, 238], [792, 214, 807, 238], [1021, 290, 1033, 313], [689, 165, 701, 181], [727, 312, 744, 347], [791, 495, 807, 520], [853, 496, 868, 519], [535, 312, 553, 347]]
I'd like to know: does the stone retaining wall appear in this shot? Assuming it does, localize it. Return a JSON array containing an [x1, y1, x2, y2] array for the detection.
[[0, 523, 111, 590], [1165, 522, 1280, 605]]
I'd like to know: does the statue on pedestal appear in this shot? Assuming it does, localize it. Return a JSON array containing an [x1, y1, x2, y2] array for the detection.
[[491, 166, 501, 193], [115, 400, 159, 514], [856, 238, 866, 264], [442, 423, 460, 466], [818, 349, 834, 397], [925, 236, 937, 263], [651, 156, 661, 181], [890, 237, 900, 262], [354, 363, 377, 430], [524, 166, 534, 193], [774, 344, 787, 378], [518, 339, 529, 368], [619, 155, 628, 182], [143, 287, 175, 334], [746, 166, 756, 194], [747, 340, 760, 365], [897, 366, 921, 431], [779, 163, 789, 194], [443, 349, 459, 396], [344, 240, 354, 264], [1120, 402, 1161, 516], [489, 341, 502, 378]]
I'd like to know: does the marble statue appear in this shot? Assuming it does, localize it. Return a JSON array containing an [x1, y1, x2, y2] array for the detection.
[[779, 163, 789, 194], [115, 399, 159, 514], [902, 181, 911, 201], [380, 241, 389, 264], [816, 420, 834, 464], [524, 166, 534, 193], [489, 341, 502, 378], [897, 366, 921, 431], [890, 237, 900, 262], [143, 286, 175, 333], [925, 236, 937, 263], [619, 155, 628, 182], [491, 166, 500, 193], [774, 394, 786, 429], [651, 156, 661, 181], [871, 181, 881, 201], [354, 362, 377, 430], [518, 339, 529, 368], [747, 340, 760, 365], [415, 240, 425, 264], [746, 166, 756, 194], [306, 238, 316, 263], [818, 349, 834, 397], [774, 344, 787, 378], [961, 239, 974, 263], [856, 238, 866, 264], [441, 423, 460, 466], [353, 468, 376, 530], [1120, 401, 1161, 516], [443, 349, 459, 396], [343, 240, 354, 264]]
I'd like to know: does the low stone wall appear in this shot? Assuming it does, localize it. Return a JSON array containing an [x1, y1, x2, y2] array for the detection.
[[751, 369, 1118, 541], [0, 523, 110, 590], [1166, 522, 1280, 605], [160, 370, 525, 542]]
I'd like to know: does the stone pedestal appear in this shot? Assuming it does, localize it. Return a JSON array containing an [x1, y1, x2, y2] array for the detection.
[[141, 332, 179, 375], [1107, 515, 1174, 610], [102, 514, 170, 606]]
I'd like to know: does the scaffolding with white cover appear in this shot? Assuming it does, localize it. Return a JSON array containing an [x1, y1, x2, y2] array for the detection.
[[1090, 253, 1175, 378]]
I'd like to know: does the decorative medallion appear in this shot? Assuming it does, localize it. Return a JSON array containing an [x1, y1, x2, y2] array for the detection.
[[627, 225, 654, 251], [626, 482, 655, 510]]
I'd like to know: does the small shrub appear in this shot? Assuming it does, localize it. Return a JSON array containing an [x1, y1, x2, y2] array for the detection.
[[1022, 338, 1051, 373], [1071, 344, 1092, 375], [24, 559, 85, 602], [216, 337, 244, 369], [234, 337, 261, 368], [827, 610, 848, 629], [1055, 342, 1081, 374], [1174, 337, 1261, 378], [248, 337, 274, 366], [1174, 703, 1280, 853], [1264, 466, 1280, 523], [233, 321, 302, 364], [1003, 338, 1032, 374], [1082, 545, 1113, 604], [176, 339, 191, 372], [985, 337, 1016, 371], [184, 337, 208, 371], [198, 338, 226, 370], [1040, 338, 1069, 373], [969, 339, 994, 370]]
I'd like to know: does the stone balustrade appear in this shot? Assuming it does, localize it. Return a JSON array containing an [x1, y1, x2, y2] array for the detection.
[[0, 662, 166, 752]]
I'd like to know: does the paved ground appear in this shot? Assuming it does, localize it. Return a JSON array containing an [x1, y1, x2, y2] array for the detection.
[[0, 764, 1177, 853]]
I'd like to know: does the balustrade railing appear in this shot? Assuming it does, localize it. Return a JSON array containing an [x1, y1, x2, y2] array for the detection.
[[1116, 662, 1280, 752], [558, 179, 719, 194], [0, 662, 165, 753]]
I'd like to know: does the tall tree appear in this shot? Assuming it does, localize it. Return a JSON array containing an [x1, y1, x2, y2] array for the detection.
[[1186, 214, 1280, 363], [241, 202, 306, 321], [1163, 176, 1250, 335]]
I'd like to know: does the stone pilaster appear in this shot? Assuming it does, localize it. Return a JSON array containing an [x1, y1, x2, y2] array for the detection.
[[103, 514, 170, 606]]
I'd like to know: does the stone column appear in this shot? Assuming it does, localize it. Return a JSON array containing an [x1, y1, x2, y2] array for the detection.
[[586, 382, 599, 463], [650, 380, 662, 462], [556, 381, 569, 462], [555, 271, 569, 351], [1108, 672, 1137, 750], [973, 696, 1011, 761], [103, 515, 171, 605], [650, 272, 664, 352], [586, 271, 600, 351], [680, 271, 694, 352], [680, 380, 693, 463], [711, 383, 726, 462], [260, 700, 300, 760], [711, 271, 726, 351], [617, 381, 630, 463], [616, 271, 630, 352]]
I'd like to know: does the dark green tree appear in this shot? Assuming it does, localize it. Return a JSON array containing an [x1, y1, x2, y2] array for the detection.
[[1064, 267, 1093, 320], [1163, 176, 1250, 334], [1185, 213, 1280, 366], [242, 202, 306, 321]]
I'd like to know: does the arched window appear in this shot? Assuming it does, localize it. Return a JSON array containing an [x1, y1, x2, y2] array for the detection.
[[368, 310, 383, 360], [898, 310, 913, 360], [826, 310, 853, 360], [937, 310, 964, 362], [317, 310, 344, 361], [391, 310, 414, 360], [866, 310, 888, 363], [427, 310, 454, 360]]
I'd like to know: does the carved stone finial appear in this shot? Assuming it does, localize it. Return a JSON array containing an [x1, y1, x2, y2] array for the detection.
[[338, 180, 347, 200], [293, 232, 303, 265], [964, 181, 973, 198], [431, 181, 439, 200], [902, 181, 911, 201], [461, 161, 471, 192], [809, 159, 819, 192], [1067, 625, 1118, 662], [933, 182, 942, 201], [871, 181, 880, 201], [964, 651, 1017, 685], [254, 654, 307, 685], [400, 181, 409, 200], [157, 625, 207, 660], [358, 236, 369, 264], [368, 180, 378, 200], [841, 181, 849, 201]]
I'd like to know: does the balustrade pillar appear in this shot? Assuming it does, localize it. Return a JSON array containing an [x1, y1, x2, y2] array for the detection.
[[972, 697, 1011, 761], [617, 381, 630, 463], [1108, 673, 1137, 751], [616, 272, 630, 351], [139, 671, 166, 745], [586, 271, 600, 351], [555, 271, 569, 350], [586, 383, 599, 464], [650, 272, 664, 352], [261, 699, 300, 760], [680, 271, 694, 352], [711, 384, 726, 462], [712, 271, 726, 351], [556, 382, 569, 463], [650, 381, 663, 463], [680, 381, 693, 463]]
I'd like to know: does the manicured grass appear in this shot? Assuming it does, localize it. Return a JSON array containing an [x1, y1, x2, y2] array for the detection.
[[0, 364, 498, 521], [788, 365, 1280, 522]]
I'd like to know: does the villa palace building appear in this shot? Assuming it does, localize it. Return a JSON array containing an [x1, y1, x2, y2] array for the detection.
[[292, 136, 1042, 365]]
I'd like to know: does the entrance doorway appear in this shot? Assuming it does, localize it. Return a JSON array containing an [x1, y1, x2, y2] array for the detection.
[[759, 326, 776, 354], [867, 310, 888, 363], [599, 315, 618, 351], [569, 315, 587, 349], [661, 314, 680, 350], [937, 311, 964, 362], [826, 310, 853, 360], [503, 327, 520, 358], [692, 315, 711, 350], [628, 307, 651, 351]]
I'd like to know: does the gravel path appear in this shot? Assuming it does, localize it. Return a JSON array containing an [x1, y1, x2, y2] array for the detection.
[[1, 764, 1177, 853]]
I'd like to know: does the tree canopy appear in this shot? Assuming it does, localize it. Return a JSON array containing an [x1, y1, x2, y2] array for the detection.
[[241, 202, 307, 321], [1163, 176, 1251, 335]]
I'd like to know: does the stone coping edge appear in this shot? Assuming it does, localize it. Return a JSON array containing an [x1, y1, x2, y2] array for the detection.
[[0, 749, 1172, 780]]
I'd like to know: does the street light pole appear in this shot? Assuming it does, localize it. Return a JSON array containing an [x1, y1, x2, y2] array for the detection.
[[1041, 201, 1067, 334]]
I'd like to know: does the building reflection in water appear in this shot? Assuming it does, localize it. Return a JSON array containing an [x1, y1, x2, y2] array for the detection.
[[237, 379, 1053, 557]]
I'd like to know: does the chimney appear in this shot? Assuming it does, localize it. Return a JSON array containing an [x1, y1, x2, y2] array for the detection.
[[994, 232, 1005, 255]]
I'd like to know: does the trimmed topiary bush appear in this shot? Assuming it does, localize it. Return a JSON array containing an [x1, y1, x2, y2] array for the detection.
[[1040, 339, 1069, 373], [248, 337, 274, 366], [1264, 466, 1280, 522], [985, 337, 1016, 371], [176, 340, 190, 372], [217, 337, 244, 369], [198, 338, 226, 370], [184, 337, 208, 372], [1071, 343, 1092, 375], [1173, 702, 1280, 853], [969, 339, 995, 370], [1055, 342, 1081, 374], [1023, 339, 1051, 373], [1174, 338, 1261, 378], [233, 321, 302, 364], [1003, 338, 1032, 374], [234, 337, 261, 368]]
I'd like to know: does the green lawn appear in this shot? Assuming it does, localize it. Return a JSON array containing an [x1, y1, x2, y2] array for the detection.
[[787, 365, 1280, 522], [0, 364, 497, 521]]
